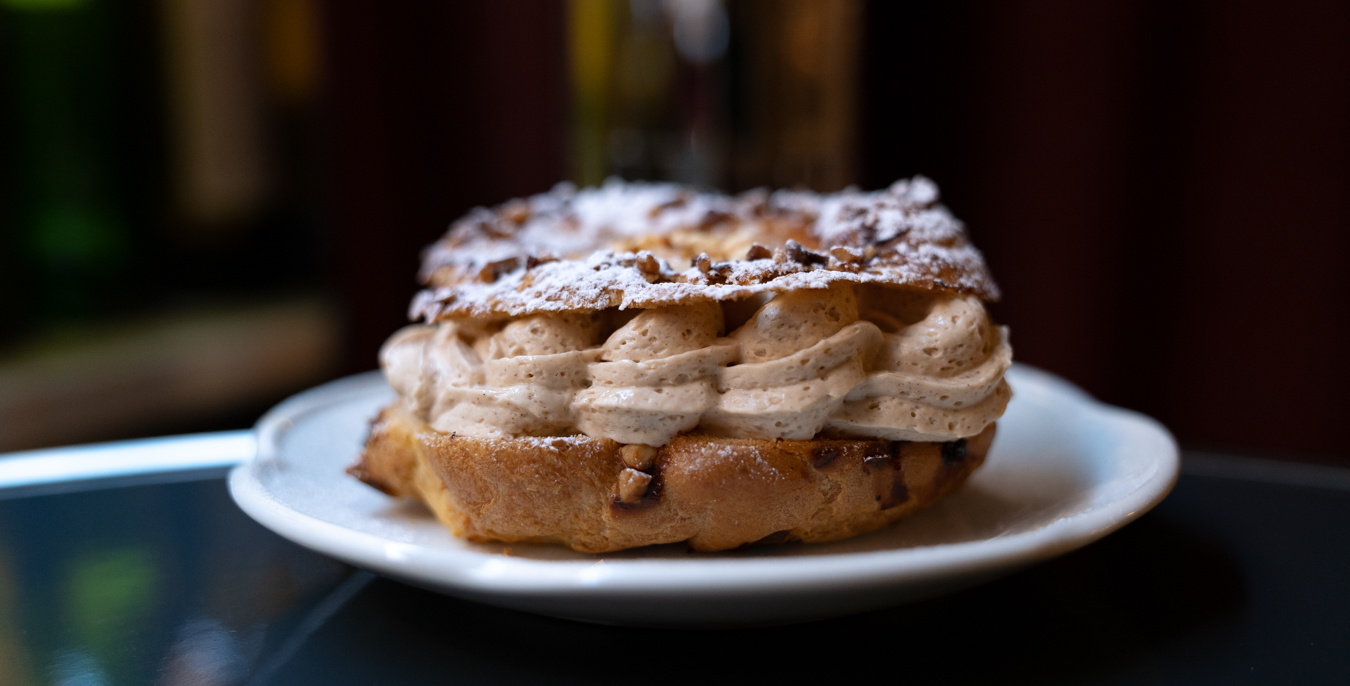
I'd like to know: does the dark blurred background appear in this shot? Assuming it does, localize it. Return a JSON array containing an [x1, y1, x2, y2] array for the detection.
[[1, 0, 1346, 462]]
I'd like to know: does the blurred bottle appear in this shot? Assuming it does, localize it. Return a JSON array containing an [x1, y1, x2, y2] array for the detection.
[[159, 0, 273, 236], [157, 0, 323, 294], [0, 0, 164, 339], [0, 0, 327, 349], [729, 0, 860, 191], [566, 0, 860, 192]]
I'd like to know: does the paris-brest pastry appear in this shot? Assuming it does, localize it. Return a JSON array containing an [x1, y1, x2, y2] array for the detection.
[[350, 177, 1012, 552]]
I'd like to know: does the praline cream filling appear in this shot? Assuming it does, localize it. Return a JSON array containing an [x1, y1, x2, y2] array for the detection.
[[381, 284, 1011, 446]]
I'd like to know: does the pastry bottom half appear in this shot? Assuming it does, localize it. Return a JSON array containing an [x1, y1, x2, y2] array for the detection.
[[351, 404, 994, 553]]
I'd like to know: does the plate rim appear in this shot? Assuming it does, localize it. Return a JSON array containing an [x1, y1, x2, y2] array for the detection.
[[229, 365, 1179, 598]]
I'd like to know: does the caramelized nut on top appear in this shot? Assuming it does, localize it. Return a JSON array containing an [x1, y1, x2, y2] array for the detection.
[[617, 468, 653, 503], [501, 199, 531, 224], [694, 252, 713, 273], [830, 246, 864, 263], [635, 251, 661, 275], [785, 239, 828, 265], [479, 257, 521, 283], [745, 243, 772, 260], [620, 444, 658, 470]]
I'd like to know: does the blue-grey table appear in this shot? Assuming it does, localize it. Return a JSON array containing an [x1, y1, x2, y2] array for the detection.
[[0, 434, 1346, 685]]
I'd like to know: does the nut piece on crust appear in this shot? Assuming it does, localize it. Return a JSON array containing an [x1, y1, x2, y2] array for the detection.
[[616, 468, 653, 504], [351, 404, 994, 553], [620, 444, 658, 470]]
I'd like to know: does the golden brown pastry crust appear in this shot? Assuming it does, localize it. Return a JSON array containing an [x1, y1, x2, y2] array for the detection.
[[351, 404, 994, 553]]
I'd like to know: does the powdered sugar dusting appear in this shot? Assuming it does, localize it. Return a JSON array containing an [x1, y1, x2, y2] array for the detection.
[[411, 177, 999, 321]]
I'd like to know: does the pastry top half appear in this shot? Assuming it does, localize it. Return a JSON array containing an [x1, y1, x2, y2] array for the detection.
[[410, 176, 999, 322], [383, 178, 1012, 450]]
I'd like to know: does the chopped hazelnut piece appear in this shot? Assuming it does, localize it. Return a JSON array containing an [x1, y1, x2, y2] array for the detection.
[[830, 246, 864, 263], [500, 199, 531, 224], [478, 257, 521, 283], [635, 251, 661, 275], [617, 468, 653, 503], [693, 252, 713, 273], [745, 243, 772, 260], [620, 444, 658, 470], [525, 254, 557, 270], [785, 239, 828, 265]]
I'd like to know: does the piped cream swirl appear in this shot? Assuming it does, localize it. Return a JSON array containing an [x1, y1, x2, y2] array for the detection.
[[381, 284, 1011, 445]]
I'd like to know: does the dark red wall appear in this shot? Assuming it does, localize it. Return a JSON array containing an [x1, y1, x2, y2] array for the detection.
[[865, 0, 1350, 461], [326, 1, 1350, 462], [324, 1, 566, 374]]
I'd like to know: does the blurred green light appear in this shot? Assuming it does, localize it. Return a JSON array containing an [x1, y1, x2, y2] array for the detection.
[[64, 547, 158, 682], [1, 0, 90, 11]]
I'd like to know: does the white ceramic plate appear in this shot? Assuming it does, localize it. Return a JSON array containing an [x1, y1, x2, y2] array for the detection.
[[229, 365, 1178, 626]]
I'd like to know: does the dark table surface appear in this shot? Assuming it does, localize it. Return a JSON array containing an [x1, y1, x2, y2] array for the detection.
[[0, 450, 1347, 685]]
